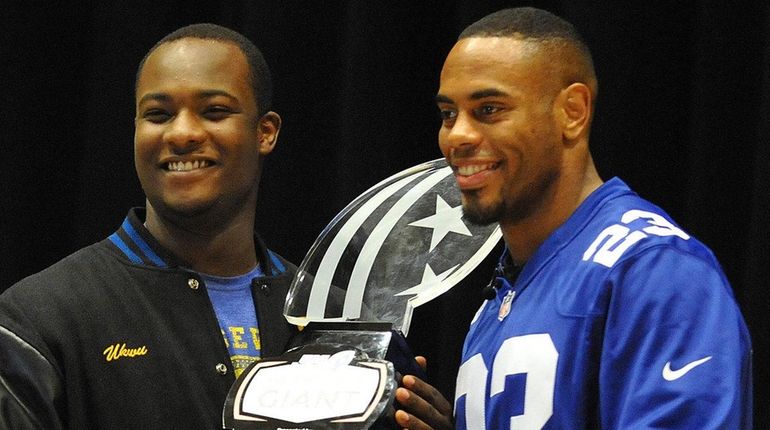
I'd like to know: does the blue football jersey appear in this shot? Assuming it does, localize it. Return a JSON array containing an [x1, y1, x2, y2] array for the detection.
[[454, 178, 752, 429]]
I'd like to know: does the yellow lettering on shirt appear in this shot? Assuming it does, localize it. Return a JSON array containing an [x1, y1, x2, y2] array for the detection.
[[250, 327, 261, 350], [231, 354, 260, 379], [229, 327, 247, 349]]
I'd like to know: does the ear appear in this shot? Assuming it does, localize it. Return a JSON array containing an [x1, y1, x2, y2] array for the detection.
[[558, 83, 592, 141], [256, 111, 281, 155]]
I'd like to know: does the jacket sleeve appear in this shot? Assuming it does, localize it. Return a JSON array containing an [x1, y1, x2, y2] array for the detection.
[[0, 324, 64, 430], [600, 247, 752, 429]]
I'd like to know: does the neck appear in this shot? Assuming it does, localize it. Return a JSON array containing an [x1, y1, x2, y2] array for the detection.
[[143, 203, 259, 276], [501, 160, 603, 266]]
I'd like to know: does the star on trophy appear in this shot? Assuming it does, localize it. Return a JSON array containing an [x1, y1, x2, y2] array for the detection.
[[223, 159, 501, 429]]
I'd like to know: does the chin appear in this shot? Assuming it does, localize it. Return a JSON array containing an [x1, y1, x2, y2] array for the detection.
[[152, 197, 218, 220], [461, 193, 503, 226]]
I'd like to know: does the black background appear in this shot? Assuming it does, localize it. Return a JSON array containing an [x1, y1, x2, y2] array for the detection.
[[2, 1, 768, 426]]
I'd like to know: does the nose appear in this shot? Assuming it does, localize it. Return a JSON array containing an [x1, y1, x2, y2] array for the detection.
[[163, 109, 206, 152], [440, 111, 482, 154]]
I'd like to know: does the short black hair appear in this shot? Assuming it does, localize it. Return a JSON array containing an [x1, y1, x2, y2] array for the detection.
[[460, 7, 584, 43], [460, 7, 597, 95], [135, 23, 273, 114]]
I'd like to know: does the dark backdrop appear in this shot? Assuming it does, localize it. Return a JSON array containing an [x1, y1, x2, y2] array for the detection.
[[2, 1, 768, 426]]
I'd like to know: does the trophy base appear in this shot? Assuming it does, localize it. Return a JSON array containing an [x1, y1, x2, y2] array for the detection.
[[223, 321, 424, 430]]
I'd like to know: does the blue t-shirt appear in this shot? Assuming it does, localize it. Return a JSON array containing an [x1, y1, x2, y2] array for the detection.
[[201, 265, 263, 378]]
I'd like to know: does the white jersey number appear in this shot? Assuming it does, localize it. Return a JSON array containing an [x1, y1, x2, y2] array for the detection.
[[583, 209, 689, 268], [455, 333, 559, 430]]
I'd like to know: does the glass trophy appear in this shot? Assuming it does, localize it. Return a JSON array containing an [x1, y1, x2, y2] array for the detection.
[[223, 159, 501, 429]]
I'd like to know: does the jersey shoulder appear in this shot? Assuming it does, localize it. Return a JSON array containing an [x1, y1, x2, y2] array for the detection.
[[571, 182, 717, 271], [541, 180, 729, 316]]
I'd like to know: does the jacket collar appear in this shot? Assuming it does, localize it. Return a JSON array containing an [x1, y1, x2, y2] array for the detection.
[[107, 208, 286, 276]]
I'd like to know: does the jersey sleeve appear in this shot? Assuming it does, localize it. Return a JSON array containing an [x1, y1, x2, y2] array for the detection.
[[599, 245, 752, 429]]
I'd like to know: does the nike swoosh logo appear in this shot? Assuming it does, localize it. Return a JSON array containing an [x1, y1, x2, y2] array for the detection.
[[662, 356, 712, 381]]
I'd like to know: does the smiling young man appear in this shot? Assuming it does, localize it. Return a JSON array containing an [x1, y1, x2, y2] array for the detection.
[[395, 7, 752, 430], [0, 24, 297, 429]]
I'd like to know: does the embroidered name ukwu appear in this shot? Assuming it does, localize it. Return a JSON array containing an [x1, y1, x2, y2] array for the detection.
[[103, 343, 148, 362]]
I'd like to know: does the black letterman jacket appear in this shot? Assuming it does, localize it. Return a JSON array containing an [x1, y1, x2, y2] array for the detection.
[[0, 208, 298, 430]]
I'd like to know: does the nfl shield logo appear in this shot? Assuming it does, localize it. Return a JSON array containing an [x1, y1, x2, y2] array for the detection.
[[498, 290, 515, 321]]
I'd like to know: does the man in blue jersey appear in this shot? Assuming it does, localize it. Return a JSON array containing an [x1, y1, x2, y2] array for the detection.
[[395, 7, 752, 429]]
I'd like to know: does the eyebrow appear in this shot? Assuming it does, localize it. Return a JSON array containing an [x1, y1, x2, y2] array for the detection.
[[435, 88, 512, 104], [137, 92, 171, 106], [469, 88, 511, 99], [137, 89, 238, 106], [199, 89, 238, 101]]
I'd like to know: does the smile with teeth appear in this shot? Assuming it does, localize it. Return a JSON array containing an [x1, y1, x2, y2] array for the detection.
[[166, 160, 210, 172], [456, 163, 498, 176]]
